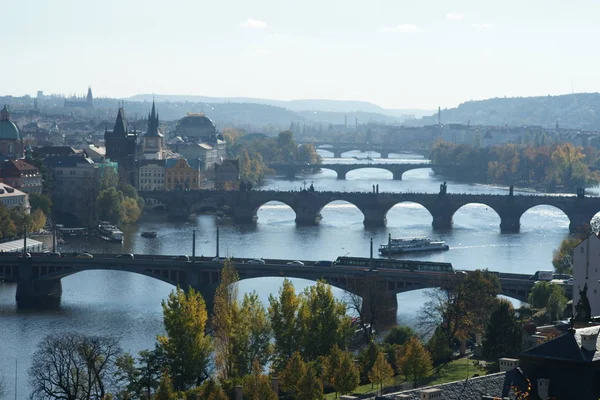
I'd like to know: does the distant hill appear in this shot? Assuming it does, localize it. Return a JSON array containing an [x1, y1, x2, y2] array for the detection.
[[127, 94, 433, 120], [411, 93, 600, 129]]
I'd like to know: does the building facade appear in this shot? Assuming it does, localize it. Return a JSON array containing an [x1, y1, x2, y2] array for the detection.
[[573, 234, 600, 316], [170, 142, 217, 171], [105, 107, 137, 183], [214, 159, 240, 190], [0, 182, 29, 211], [165, 158, 200, 191], [138, 159, 165, 191], [0, 106, 24, 159], [141, 101, 164, 160], [0, 159, 42, 194]]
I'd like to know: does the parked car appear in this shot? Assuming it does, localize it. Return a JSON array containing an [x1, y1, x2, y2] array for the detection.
[[44, 252, 62, 258], [76, 252, 94, 259], [172, 255, 190, 261], [314, 260, 335, 267], [286, 260, 305, 266], [246, 259, 266, 264], [212, 257, 229, 263], [116, 253, 134, 259]]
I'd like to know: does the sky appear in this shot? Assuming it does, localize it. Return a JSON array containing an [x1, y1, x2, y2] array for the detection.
[[1, 0, 600, 110]]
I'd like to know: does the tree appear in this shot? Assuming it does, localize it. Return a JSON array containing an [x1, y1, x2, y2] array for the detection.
[[552, 237, 579, 274], [116, 348, 163, 400], [528, 281, 567, 310], [242, 360, 278, 400], [29, 193, 52, 215], [30, 209, 47, 232], [547, 289, 568, 321], [279, 352, 306, 400], [212, 260, 241, 379], [185, 379, 228, 400], [298, 366, 324, 400], [384, 325, 416, 346], [427, 325, 452, 367], [121, 197, 141, 224], [482, 300, 522, 360], [29, 332, 122, 400], [154, 372, 178, 400], [396, 337, 432, 388], [0, 204, 16, 238], [157, 287, 212, 391], [96, 187, 123, 224], [268, 279, 302, 371], [298, 280, 353, 360], [323, 345, 360, 396], [368, 351, 394, 396], [237, 292, 272, 375]]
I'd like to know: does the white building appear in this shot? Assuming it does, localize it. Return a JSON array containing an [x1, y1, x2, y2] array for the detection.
[[138, 159, 165, 191], [573, 234, 600, 316], [0, 182, 29, 211]]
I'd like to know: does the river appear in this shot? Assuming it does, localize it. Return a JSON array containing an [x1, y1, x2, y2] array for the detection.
[[0, 151, 582, 397]]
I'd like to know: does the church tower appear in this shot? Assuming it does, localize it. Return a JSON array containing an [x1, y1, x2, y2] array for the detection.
[[86, 87, 94, 109], [105, 106, 137, 183], [142, 100, 164, 160]]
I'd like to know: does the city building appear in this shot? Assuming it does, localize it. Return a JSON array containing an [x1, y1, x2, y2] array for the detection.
[[64, 87, 94, 109], [105, 107, 137, 183], [175, 113, 217, 141], [46, 153, 100, 223], [0, 159, 42, 194], [138, 159, 165, 191], [573, 234, 600, 316], [0, 182, 29, 211], [214, 159, 240, 190], [0, 105, 24, 159], [170, 142, 217, 171], [165, 158, 200, 191], [141, 101, 164, 160], [82, 145, 106, 163]]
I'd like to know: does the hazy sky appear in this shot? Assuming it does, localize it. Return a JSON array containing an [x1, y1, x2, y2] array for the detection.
[[2, 0, 599, 109]]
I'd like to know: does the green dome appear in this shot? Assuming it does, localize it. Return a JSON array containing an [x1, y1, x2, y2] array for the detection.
[[0, 106, 20, 140], [0, 120, 20, 140]]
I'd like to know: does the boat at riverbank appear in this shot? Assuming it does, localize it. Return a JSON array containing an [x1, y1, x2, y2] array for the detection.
[[379, 236, 449, 255], [97, 222, 123, 243]]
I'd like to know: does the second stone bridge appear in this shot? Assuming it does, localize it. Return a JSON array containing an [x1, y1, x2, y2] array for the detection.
[[139, 189, 600, 233]]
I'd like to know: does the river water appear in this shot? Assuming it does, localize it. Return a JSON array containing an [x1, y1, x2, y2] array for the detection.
[[0, 151, 583, 397]]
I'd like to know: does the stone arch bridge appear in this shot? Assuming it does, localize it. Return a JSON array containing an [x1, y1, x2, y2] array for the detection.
[[139, 189, 600, 233], [269, 162, 446, 180], [0, 256, 552, 315]]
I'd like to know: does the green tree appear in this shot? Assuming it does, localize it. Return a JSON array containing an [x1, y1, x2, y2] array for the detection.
[[280, 351, 306, 400], [157, 287, 212, 391], [552, 237, 579, 274], [185, 379, 227, 400], [298, 366, 324, 400], [384, 325, 416, 346], [368, 351, 394, 396], [426, 325, 452, 366], [237, 292, 272, 374], [324, 345, 360, 396], [29, 193, 52, 215], [121, 197, 141, 224], [358, 341, 380, 382], [99, 167, 119, 191], [269, 279, 302, 371], [0, 204, 16, 238], [396, 337, 432, 388], [547, 289, 568, 321], [96, 187, 123, 224], [30, 209, 47, 232], [482, 300, 522, 360], [528, 281, 566, 309], [212, 260, 241, 379], [116, 348, 164, 399], [298, 280, 353, 360], [154, 372, 178, 400], [242, 360, 278, 400]]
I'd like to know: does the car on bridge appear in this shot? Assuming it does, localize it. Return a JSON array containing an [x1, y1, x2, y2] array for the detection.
[[76, 252, 94, 259], [116, 254, 134, 259], [246, 259, 266, 265], [17, 252, 31, 258], [314, 260, 335, 267], [286, 260, 305, 266], [212, 257, 229, 263], [172, 255, 190, 262], [44, 252, 61, 258]]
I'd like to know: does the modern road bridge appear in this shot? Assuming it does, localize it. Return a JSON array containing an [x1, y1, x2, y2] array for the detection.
[[139, 189, 597, 233], [0, 254, 560, 314]]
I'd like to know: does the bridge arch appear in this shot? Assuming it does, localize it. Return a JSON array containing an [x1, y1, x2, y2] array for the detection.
[[452, 202, 502, 230], [345, 167, 393, 180], [144, 197, 167, 211], [255, 201, 297, 224], [519, 204, 571, 232], [385, 201, 434, 227], [317, 199, 365, 225]]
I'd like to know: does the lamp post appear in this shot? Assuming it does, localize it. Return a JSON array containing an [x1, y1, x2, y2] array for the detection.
[[216, 226, 220, 258], [192, 229, 196, 262]]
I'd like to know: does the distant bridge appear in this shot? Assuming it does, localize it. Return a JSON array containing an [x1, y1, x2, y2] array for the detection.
[[0, 254, 563, 312], [268, 162, 446, 180], [305, 141, 407, 159], [139, 189, 598, 233]]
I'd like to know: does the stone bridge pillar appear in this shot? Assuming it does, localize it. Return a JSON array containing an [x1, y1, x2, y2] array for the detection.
[[430, 208, 453, 230], [362, 206, 387, 227], [15, 259, 62, 308], [333, 149, 343, 158], [232, 204, 258, 224], [391, 169, 404, 180], [499, 211, 521, 233], [568, 211, 595, 234], [379, 150, 390, 159], [294, 205, 323, 225]]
